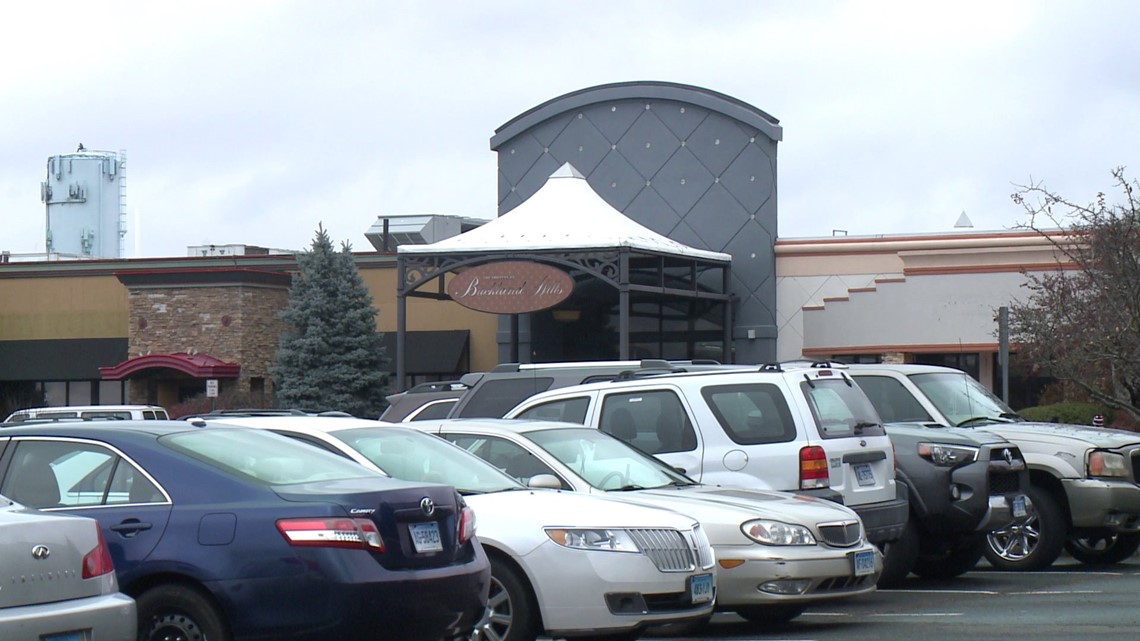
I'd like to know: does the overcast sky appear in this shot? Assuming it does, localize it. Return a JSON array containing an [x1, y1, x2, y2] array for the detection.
[[2, 0, 1138, 259]]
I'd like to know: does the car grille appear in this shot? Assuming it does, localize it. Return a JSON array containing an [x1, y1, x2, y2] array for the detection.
[[1130, 450, 1140, 481], [628, 527, 708, 572], [814, 574, 876, 592], [990, 470, 1021, 494], [817, 520, 862, 547]]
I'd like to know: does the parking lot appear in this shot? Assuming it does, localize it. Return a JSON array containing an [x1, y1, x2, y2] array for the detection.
[[625, 555, 1140, 641]]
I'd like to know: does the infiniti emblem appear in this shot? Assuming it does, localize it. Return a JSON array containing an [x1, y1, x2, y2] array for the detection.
[[31, 545, 50, 560], [420, 497, 435, 516]]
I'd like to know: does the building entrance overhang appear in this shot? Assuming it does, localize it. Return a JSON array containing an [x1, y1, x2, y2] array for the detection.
[[99, 353, 241, 380]]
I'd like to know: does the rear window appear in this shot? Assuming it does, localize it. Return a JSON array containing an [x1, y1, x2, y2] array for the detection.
[[457, 377, 555, 418], [162, 428, 379, 484], [514, 397, 590, 424], [799, 378, 886, 438], [408, 400, 457, 421], [701, 383, 797, 445]]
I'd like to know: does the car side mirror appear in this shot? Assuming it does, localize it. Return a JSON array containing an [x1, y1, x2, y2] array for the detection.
[[527, 474, 563, 490]]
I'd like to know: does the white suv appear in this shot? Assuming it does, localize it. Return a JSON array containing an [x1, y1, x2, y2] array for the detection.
[[504, 363, 910, 564]]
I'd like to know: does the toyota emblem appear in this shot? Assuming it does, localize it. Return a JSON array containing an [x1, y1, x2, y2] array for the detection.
[[420, 497, 435, 516], [31, 544, 50, 560], [1003, 449, 1014, 465]]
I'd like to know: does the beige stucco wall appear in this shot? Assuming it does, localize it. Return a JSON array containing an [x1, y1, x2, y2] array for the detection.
[[0, 275, 127, 340]]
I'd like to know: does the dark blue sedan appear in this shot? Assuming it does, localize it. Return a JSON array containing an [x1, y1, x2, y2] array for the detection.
[[0, 421, 490, 641]]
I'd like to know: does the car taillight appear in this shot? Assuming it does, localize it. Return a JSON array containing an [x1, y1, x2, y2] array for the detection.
[[82, 525, 115, 579], [800, 445, 829, 490], [457, 506, 476, 545], [276, 518, 386, 552]]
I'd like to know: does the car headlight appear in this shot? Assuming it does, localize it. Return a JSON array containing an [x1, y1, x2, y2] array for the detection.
[[918, 443, 978, 467], [545, 528, 640, 553], [1089, 451, 1129, 478], [742, 519, 817, 546]]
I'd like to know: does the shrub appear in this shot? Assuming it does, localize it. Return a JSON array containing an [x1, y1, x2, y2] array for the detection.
[[1019, 401, 1108, 426]]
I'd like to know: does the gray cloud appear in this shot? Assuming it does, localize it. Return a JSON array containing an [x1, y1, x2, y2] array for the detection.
[[2, 0, 1138, 258]]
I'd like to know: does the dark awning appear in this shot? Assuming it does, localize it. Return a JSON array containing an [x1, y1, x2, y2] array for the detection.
[[382, 330, 469, 375], [99, 353, 241, 380]]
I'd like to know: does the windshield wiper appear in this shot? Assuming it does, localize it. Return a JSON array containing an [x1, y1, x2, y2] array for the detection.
[[852, 421, 880, 434], [610, 484, 648, 492]]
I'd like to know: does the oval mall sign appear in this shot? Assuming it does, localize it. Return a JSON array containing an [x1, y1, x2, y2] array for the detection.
[[447, 261, 574, 314]]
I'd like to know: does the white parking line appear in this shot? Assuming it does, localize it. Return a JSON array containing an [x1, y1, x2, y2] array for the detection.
[[868, 612, 965, 617], [1007, 590, 1104, 595], [886, 588, 1000, 594], [977, 570, 1123, 576]]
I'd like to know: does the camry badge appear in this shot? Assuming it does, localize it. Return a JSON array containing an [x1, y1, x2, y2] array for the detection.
[[420, 497, 435, 516], [31, 545, 50, 560]]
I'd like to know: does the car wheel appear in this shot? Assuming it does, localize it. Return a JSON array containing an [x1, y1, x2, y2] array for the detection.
[[136, 584, 229, 641], [876, 518, 920, 588], [471, 560, 539, 641], [733, 603, 806, 624], [1065, 531, 1140, 565], [984, 485, 1066, 571], [912, 535, 987, 579]]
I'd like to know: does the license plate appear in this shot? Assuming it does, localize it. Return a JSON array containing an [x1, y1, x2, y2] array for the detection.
[[42, 633, 83, 641], [851, 549, 876, 576], [854, 463, 875, 487], [410, 522, 443, 553], [1012, 494, 1027, 519], [689, 573, 714, 604]]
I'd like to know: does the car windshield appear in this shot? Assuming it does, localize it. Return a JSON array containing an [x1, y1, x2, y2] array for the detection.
[[162, 428, 381, 484], [909, 372, 1019, 426], [334, 427, 523, 494], [526, 427, 694, 490]]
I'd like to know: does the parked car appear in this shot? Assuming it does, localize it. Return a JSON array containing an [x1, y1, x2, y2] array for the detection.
[[412, 417, 881, 624], [4, 404, 169, 423], [448, 359, 724, 420], [192, 414, 717, 641], [380, 380, 469, 422], [503, 362, 911, 582], [883, 421, 1030, 583], [846, 362, 1140, 570], [0, 422, 489, 641], [0, 493, 136, 641]]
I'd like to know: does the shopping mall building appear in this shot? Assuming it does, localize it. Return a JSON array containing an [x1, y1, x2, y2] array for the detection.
[[0, 82, 1062, 412]]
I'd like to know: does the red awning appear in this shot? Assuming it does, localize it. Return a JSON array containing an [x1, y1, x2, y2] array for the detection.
[[99, 353, 241, 380]]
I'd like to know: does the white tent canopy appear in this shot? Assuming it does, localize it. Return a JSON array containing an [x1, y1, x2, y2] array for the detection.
[[398, 163, 731, 263], [394, 163, 735, 390]]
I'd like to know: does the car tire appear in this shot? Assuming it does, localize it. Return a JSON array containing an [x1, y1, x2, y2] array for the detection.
[[733, 603, 806, 624], [471, 559, 540, 641], [984, 485, 1066, 571], [912, 535, 987, 579], [876, 518, 920, 588], [136, 584, 229, 641], [1065, 531, 1140, 565]]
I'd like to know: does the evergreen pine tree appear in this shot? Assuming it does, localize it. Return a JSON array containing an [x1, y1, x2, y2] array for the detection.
[[272, 225, 389, 416]]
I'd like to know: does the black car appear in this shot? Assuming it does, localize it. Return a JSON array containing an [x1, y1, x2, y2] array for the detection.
[[0, 421, 490, 641], [877, 426, 1029, 585]]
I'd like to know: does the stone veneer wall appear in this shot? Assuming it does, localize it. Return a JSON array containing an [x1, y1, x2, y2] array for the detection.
[[126, 285, 290, 403]]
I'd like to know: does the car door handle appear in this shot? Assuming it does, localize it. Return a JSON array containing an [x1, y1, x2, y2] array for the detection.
[[110, 519, 153, 537]]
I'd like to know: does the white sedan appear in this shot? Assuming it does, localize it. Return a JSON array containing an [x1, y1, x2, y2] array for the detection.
[[199, 415, 716, 641], [413, 418, 882, 625]]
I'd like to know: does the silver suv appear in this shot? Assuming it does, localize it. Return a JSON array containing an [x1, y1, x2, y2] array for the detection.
[[847, 362, 1140, 570], [504, 362, 911, 575]]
